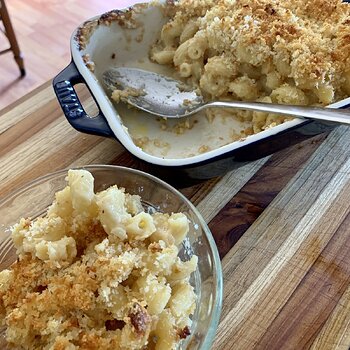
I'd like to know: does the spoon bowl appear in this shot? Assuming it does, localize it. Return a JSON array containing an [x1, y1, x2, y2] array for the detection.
[[103, 67, 350, 125], [103, 67, 204, 118]]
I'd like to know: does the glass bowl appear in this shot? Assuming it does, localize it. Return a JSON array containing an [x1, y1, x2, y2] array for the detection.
[[0, 165, 222, 349]]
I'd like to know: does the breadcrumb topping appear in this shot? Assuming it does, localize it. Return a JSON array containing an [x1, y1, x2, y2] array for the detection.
[[170, 0, 350, 92], [151, 0, 350, 134], [0, 170, 197, 350]]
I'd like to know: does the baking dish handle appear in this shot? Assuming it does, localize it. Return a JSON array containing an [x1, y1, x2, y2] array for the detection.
[[53, 61, 114, 137]]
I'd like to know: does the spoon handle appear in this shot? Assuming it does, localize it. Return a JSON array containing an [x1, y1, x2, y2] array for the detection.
[[202, 101, 350, 125]]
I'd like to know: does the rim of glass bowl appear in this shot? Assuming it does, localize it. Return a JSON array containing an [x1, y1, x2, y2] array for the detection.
[[0, 164, 223, 349]]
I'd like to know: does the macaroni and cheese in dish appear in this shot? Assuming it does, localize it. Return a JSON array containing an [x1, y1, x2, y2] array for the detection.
[[150, 0, 350, 134], [0, 170, 197, 349]]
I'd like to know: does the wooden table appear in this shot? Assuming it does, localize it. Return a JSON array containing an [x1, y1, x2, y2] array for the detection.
[[1, 82, 350, 349]]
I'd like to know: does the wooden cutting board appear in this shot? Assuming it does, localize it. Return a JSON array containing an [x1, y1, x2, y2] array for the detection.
[[1, 82, 350, 349]]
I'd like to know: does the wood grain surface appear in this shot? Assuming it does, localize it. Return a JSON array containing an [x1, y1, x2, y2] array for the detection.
[[1, 84, 350, 349]]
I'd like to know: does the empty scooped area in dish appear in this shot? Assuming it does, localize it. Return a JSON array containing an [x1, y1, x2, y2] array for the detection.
[[79, 4, 271, 160]]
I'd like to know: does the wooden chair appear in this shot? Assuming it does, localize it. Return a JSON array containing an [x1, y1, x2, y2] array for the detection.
[[0, 0, 25, 77]]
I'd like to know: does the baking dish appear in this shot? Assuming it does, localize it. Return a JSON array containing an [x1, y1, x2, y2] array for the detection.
[[52, 1, 350, 185]]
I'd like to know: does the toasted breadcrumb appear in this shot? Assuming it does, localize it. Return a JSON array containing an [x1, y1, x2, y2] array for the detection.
[[111, 87, 146, 104], [0, 170, 197, 350], [151, 0, 350, 135]]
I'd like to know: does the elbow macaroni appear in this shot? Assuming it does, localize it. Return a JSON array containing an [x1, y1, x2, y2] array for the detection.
[[95, 186, 131, 241], [151, 0, 350, 134], [2, 170, 197, 349]]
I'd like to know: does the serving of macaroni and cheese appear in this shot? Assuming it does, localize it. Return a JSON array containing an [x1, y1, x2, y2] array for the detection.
[[0, 170, 197, 349], [104, 0, 350, 159], [150, 0, 350, 134]]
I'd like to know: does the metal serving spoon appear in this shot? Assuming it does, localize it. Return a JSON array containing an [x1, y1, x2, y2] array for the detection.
[[103, 67, 350, 124]]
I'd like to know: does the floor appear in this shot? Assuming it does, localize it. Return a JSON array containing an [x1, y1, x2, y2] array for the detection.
[[0, 0, 135, 111]]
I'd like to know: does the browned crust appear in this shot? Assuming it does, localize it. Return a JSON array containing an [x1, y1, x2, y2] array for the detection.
[[75, 20, 98, 51], [75, 3, 153, 51], [148, 242, 163, 253], [105, 318, 125, 331], [167, 0, 350, 87], [177, 325, 191, 339], [128, 302, 152, 336]]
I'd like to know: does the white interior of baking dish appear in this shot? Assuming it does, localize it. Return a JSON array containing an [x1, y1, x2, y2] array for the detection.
[[71, 3, 350, 167]]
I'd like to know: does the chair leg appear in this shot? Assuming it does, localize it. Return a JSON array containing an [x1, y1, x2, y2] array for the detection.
[[0, 0, 25, 77]]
